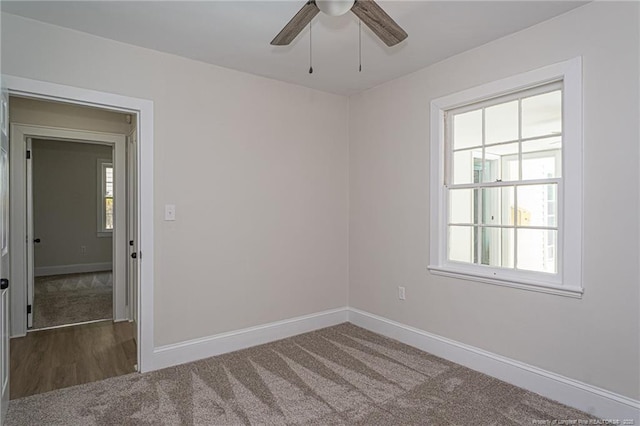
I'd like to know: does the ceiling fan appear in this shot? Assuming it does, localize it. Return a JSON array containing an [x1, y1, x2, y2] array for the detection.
[[271, 0, 408, 47]]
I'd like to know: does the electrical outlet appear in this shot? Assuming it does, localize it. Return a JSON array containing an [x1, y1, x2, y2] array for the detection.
[[398, 286, 406, 300], [165, 204, 176, 221], [80, 245, 87, 254]]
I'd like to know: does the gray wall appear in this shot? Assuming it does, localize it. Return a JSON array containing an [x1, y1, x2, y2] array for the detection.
[[348, 2, 639, 400], [32, 139, 112, 271]]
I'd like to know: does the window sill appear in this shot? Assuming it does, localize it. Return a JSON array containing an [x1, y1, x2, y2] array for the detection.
[[97, 231, 113, 238], [427, 265, 583, 298]]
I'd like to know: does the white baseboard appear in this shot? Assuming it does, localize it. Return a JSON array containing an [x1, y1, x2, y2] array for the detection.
[[152, 307, 349, 371], [35, 262, 112, 277], [348, 308, 640, 422], [147, 305, 639, 421]]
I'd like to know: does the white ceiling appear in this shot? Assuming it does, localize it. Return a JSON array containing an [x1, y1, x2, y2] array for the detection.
[[1, 1, 587, 96]]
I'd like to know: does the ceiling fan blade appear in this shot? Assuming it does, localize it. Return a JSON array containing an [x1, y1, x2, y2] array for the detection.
[[351, 0, 407, 47], [271, 1, 320, 46]]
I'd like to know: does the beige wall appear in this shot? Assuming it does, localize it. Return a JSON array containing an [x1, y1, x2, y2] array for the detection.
[[1, 12, 350, 347], [31, 139, 112, 271], [3, 1, 637, 401], [349, 2, 639, 400]]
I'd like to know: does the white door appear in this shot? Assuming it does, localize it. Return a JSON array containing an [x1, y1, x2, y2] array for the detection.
[[0, 85, 11, 424], [25, 139, 33, 329], [127, 129, 138, 333]]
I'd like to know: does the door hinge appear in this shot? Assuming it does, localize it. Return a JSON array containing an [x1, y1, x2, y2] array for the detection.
[[26, 150, 31, 159], [27, 304, 32, 314]]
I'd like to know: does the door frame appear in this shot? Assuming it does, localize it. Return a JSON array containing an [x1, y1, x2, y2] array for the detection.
[[1, 85, 10, 426], [126, 127, 138, 329], [15, 127, 127, 328], [4, 75, 155, 372]]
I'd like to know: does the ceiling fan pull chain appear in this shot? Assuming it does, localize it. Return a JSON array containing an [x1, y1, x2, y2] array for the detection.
[[309, 21, 313, 74], [358, 19, 362, 72]]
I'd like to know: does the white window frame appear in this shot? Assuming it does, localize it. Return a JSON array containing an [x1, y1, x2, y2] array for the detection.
[[97, 158, 114, 237], [428, 57, 583, 298]]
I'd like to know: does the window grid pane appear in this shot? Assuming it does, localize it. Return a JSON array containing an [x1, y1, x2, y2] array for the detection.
[[105, 166, 114, 197], [101, 163, 113, 232], [105, 197, 114, 230], [447, 83, 561, 274]]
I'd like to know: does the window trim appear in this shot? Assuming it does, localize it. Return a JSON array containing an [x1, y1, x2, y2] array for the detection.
[[97, 158, 113, 237], [428, 57, 583, 298]]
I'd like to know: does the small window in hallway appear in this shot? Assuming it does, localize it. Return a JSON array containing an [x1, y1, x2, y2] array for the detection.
[[98, 159, 113, 234]]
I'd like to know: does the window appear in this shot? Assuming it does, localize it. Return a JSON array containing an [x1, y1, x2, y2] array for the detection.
[[98, 159, 113, 236], [429, 58, 583, 297]]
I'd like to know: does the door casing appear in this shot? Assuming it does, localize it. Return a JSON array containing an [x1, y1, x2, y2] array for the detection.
[[3, 75, 155, 373], [21, 131, 125, 329], [0, 79, 11, 426], [127, 127, 139, 340]]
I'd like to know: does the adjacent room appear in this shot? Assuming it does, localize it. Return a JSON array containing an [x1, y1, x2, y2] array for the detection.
[[31, 138, 114, 330], [0, 1, 638, 425]]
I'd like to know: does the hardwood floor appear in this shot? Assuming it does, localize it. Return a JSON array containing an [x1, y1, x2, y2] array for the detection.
[[10, 320, 136, 399]]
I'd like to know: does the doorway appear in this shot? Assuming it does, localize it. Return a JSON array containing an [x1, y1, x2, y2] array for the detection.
[[8, 96, 139, 398], [30, 139, 115, 330], [2, 76, 154, 402]]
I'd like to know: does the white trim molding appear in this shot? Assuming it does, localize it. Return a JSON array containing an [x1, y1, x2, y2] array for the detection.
[[144, 305, 639, 421], [3, 75, 155, 373], [34, 262, 112, 277], [428, 266, 583, 298], [428, 57, 584, 298], [9, 124, 127, 331], [348, 308, 640, 422], [152, 308, 349, 371]]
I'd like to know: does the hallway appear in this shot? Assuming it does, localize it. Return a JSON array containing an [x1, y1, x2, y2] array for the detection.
[[10, 320, 136, 399]]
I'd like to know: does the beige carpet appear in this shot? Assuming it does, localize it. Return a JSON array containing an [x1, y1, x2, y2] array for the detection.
[[7, 323, 592, 425], [33, 271, 113, 329]]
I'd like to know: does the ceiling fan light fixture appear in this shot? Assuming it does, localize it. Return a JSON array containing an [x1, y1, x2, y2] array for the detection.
[[315, 0, 355, 17], [271, 0, 407, 47]]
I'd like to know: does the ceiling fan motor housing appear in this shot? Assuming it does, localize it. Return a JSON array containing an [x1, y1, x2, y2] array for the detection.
[[271, 0, 407, 47], [315, 0, 355, 16]]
